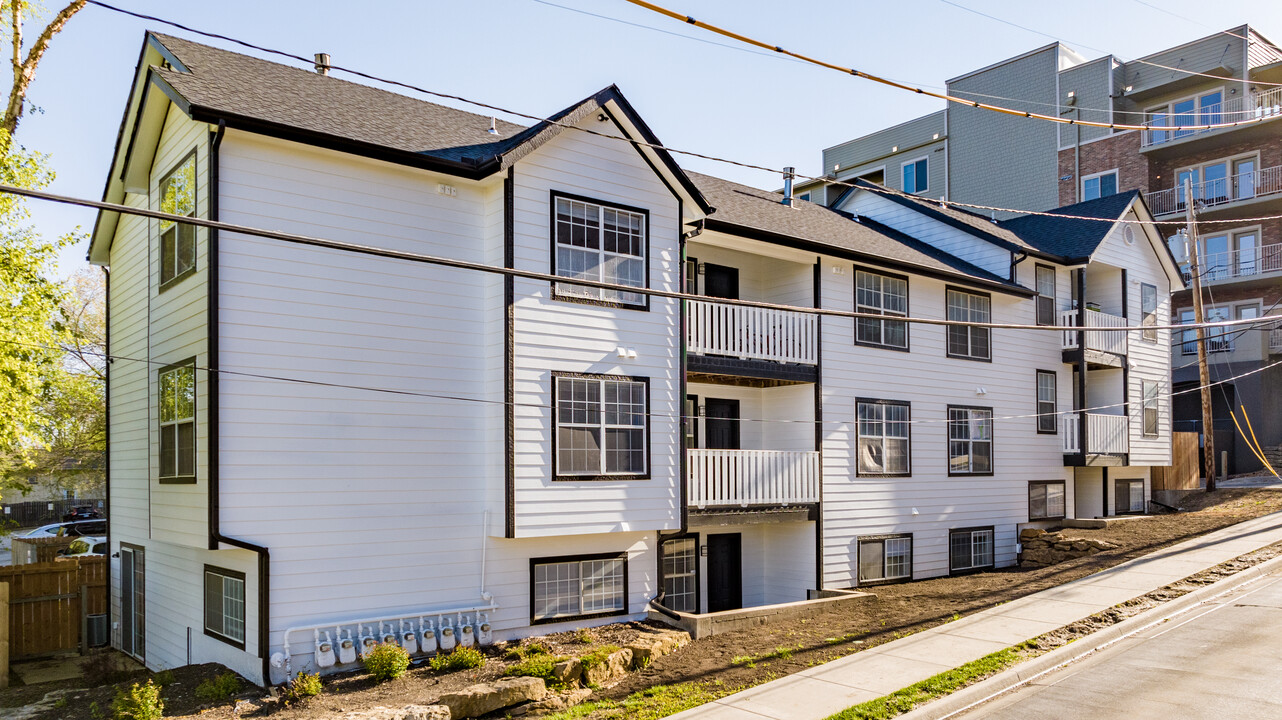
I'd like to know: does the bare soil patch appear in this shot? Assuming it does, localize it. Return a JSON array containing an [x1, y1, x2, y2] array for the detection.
[[8, 488, 1280, 720]]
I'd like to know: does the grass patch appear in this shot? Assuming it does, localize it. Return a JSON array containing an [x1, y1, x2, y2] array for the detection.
[[730, 644, 803, 667], [824, 646, 1025, 720], [541, 681, 736, 720], [578, 644, 621, 673], [504, 642, 551, 661], [504, 653, 571, 687]]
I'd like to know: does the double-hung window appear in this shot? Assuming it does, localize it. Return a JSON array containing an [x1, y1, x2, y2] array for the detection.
[[1036, 371, 1057, 434], [946, 288, 991, 360], [1035, 265, 1056, 325], [555, 375, 647, 478], [1142, 380, 1159, 436], [1141, 283, 1158, 341], [158, 361, 196, 482], [1029, 481, 1066, 520], [856, 400, 910, 475], [552, 194, 647, 306], [948, 406, 993, 475], [949, 528, 994, 573], [902, 157, 928, 194], [1114, 480, 1145, 514], [858, 535, 912, 584], [855, 270, 908, 349], [1081, 170, 1118, 201], [661, 537, 697, 613], [158, 152, 197, 287], [204, 566, 245, 647], [532, 554, 627, 622]]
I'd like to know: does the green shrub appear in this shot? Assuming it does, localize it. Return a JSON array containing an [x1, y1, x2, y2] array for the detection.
[[363, 641, 411, 682], [578, 644, 621, 672], [503, 641, 550, 661], [280, 671, 323, 703], [151, 670, 174, 687], [504, 653, 570, 686], [111, 680, 164, 720], [194, 671, 241, 701], [575, 627, 596, 644], [429, 645, 485, 673]]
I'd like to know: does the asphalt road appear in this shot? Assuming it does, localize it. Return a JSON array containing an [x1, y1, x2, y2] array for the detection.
[[953, 568, 1282, 719]]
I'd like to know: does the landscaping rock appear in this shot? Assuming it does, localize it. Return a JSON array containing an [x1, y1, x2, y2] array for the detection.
[[1020, 531, 1122, 567], [627, 628, 691, 667], [519, 688, 594, 716], [439, 677, 546, 719], [1020, 528, 1046, 540], [584, 648, 633, 686], [551, 658, 582, 684], [335, 706, 451, 720]]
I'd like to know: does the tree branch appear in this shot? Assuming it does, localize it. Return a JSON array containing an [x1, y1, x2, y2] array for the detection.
[[3, 0, 85, 142]]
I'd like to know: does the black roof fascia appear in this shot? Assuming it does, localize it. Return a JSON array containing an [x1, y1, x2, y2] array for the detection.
[[604, 87, 714, 215], [700, 217, 1035, 298]]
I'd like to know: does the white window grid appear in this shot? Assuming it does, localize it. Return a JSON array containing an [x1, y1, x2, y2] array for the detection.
[[662, 538, 697, 613], [1030, 482, 1066, 519], [205, 570, 245, 643], [855, 271, 908, 348], [858, 536, 913, 582], [948, 408, 993, 474], [533, 558, 625, 620], [1081, 170, 1118, 201], [554, 197, 645, 305], [856, 401, 910, 475], [951, 529, 994, 571], [1036, 372, 1057, 433], [946, 290, 991, 359], [1035, 266, 1056, 325], [557, 378, 646, 476], [884, 537, 912, 579]]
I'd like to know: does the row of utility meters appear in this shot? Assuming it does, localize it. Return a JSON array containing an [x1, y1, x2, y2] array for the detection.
[[314, 613, 493, 668]]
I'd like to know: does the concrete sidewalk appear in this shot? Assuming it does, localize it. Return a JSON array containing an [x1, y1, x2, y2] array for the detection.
[[670, 511, 1282, 720]]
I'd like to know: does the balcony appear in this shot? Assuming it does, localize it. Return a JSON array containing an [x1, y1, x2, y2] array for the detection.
[[1062, 413, 1129, 456], [687, 449, 820, 509], [1145, 165, 1282, 217], [1140, 87, 1282, 149], [1272, 326, 1282, 354], [686, 299, 818, 384], [1060, 309, 1128, 365], [1178, 243, 1282, 284]]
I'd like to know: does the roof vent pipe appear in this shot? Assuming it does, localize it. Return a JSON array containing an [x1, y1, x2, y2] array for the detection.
[[314, 53, 331, 75], [487, 117, 498, 135], [782, 167, 796, 207]]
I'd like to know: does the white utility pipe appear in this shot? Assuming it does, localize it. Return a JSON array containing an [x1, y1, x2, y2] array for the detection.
[[479, 510, 492, 603]]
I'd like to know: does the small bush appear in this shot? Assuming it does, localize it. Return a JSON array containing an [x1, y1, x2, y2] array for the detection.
[[195, 671, 242, 701], [111, 680, 164, 720], [363, 641, 411, 682], [429, 645, 485, 673], [151, 670, 175, 687], [280, 671, 323, 703], [578, 644, 621, 672], [575, 627, 596, 644], [504, 653, 570, 686], [504, 641, 550, 661]]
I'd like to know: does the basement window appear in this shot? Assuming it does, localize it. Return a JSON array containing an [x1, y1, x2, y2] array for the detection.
[[532, 553, 628, 623], [204, 566, 245, 647]]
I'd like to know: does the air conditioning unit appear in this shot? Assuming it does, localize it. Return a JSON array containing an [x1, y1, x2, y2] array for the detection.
[[86, 614, 109, 648]]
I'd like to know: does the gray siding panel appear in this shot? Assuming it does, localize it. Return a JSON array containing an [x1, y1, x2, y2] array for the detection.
[[947, 46, 1062, 217], [1120, 30, 1246, 96], [1058, 57, 1114, 148], [823, 111, 946, 177]]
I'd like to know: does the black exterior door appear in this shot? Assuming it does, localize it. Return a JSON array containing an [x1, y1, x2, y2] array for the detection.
[[706, 533, 742, 612], [703, 264, 740, 299], [704, 398, 740, 450]]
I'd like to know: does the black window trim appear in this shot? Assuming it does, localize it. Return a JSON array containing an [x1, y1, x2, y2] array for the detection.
[[947, 404, 995, 477], [948, 525, 996, 576], [1034, 263, 1057, 326], [529, 551, 630, 625], [157, 148, 199, 293], [1114, 478, 1146, 515], [944, 285, 993, 363], [157, 356, 198, 485], [855, 397, 912, 477], [548, 190, 652, 311], [203, 564, 247, 649], [1028, 480, 1067, 521], [685, 393, 699, 449], [853, 265, 911, 353], [551, 372, 652, 482], [1035, 369, 1058, 435], [856, 532, 914, 587]]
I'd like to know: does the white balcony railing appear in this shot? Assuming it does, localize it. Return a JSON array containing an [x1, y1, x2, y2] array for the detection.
[[1140, 86, 1282, 148], [687, 449, 820, 509], [1059, 309, 1129, 356], [1271, 326, 1282, 354], [687, 299, 817, 365], [1062, 413, 1129, 455], [1179, 243, 1282, 284], [1145, 165, 1282, 216]]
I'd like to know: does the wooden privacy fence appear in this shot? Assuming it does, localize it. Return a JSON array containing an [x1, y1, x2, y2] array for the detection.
[[1153, 431, 1200, 492], [10, 536, 77, 565], [0, 557, 106, 659]]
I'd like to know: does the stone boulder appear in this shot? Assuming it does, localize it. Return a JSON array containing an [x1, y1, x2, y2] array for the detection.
[[626, 628, 691, 667], [584, 648, 633, 686], [335, 706, 451, 720], [512, 688, 593, 717], [550, 658, 582, 685], [439, 677, 546, 719]]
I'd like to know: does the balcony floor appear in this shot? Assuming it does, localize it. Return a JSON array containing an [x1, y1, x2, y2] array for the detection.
[[687, 354, 818, 387], [687, 506, 817, 526]]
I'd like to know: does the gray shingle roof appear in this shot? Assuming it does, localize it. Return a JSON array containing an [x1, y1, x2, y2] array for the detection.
[[687, 172, 1028, 293], [999, 191, 1141, 260]]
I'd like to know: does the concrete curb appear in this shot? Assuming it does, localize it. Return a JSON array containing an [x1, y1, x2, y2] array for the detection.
[[897, 552, 1282, 720]]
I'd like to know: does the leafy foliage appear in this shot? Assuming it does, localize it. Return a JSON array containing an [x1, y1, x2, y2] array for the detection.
[[363, 641, 412, 682], [194, 671, 242, 701], [111, 679, 163, 720], [504, 652, 570, 687], [280, 671, 323, 703], [429, 645, 485, 673]]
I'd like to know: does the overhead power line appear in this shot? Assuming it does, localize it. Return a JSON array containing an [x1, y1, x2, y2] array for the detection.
[[7, 181, 1269, 334], [624, 0, 1282, 130], [82, 0, 1282, 227], [1126, 0, 1282, 57], [8, 334, 1280, 428]]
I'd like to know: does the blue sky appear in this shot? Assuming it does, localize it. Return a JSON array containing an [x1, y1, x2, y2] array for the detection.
[[17, 0, 1281, 276]]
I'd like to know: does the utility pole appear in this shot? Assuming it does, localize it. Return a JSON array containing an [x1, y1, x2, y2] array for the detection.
[[1184, 177, 1217, 491]]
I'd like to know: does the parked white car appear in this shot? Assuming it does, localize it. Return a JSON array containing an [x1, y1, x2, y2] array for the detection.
[[59, 536, 107, 558], [21, 519, 106, 538]]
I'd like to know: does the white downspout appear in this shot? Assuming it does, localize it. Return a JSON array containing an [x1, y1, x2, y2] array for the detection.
[[479, 510, 492, 603]]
